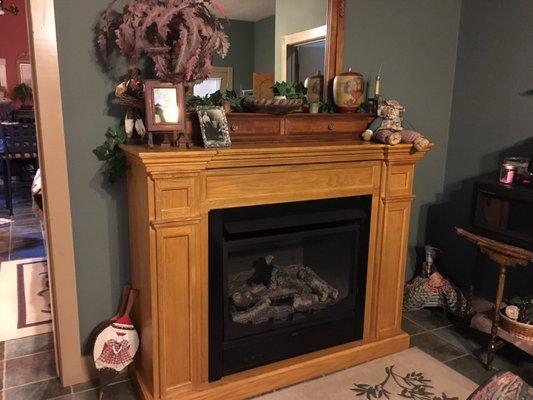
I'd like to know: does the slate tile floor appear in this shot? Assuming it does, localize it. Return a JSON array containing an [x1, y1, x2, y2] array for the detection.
[[403, 308, 533, 386], [1, 184, 531, 398]]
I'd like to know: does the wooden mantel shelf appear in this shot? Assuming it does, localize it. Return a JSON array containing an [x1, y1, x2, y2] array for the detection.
[[121, 141, 432, 170], [121, 140, 431, 400]]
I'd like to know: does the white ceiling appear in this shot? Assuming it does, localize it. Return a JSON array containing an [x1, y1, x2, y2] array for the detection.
[[217, 0, 276, 22]]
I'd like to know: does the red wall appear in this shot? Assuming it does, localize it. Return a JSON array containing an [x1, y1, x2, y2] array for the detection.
[[0, 0, 29, 96]]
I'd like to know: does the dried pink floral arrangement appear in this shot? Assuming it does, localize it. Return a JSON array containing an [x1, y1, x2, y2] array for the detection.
[[97, 0, 230, 84]]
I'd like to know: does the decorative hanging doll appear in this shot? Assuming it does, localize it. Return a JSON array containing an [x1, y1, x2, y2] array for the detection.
[[93, 289, 139, 399]]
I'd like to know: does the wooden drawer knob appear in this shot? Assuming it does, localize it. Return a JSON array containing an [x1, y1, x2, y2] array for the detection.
[[231, 124, 239, 132], [327, 123, 335, 131]]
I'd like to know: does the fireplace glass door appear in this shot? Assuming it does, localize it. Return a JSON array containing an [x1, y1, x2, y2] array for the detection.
[[209, 196, 370, 380]]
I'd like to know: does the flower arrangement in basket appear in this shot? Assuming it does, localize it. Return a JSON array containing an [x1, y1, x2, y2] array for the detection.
[[501, 295, 533, 341]]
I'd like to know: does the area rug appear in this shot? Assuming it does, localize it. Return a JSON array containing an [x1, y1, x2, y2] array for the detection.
[[0, 257, 52, 341], [255, 348, 477, 400]]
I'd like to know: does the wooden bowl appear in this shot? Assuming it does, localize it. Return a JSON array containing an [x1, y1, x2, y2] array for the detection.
[[243, 97, 303, 115]]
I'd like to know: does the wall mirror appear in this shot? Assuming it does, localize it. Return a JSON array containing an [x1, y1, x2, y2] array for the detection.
[[194, 0, 344, 101]]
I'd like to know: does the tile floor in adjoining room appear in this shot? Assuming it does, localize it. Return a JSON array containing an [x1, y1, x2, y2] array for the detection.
[[0, 332, 133, 399], [1, 185, 531, 399]]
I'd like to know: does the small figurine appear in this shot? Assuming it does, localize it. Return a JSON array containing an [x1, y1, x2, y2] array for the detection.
[[403, 245, 467, 315], [362, 99, 431, 151]]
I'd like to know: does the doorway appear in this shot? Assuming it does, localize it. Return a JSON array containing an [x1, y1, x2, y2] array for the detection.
[[0, 0, 88, 391], [0, 0, 57, 394]]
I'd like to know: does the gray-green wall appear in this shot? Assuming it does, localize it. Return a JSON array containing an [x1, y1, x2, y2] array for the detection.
[[344, 0, 462, 278], [54, 0, 131, 349], [214, 19, 255, 93], [275, 0, 327, 80], [254, 16, 275, 73], [427, 0, 533, 294]]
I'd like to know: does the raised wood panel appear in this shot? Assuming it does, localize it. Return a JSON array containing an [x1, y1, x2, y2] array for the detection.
[[388, 164, 414, 196], [154, 178, 198, 220], [157, 226, 196, 393], [204, 165, 379, 207], [376, 200, 412, 338]]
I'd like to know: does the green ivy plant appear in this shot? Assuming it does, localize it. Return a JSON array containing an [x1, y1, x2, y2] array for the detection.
[[93, 124, 128, 183], [271, 81, 307, 99], [186, 90, 244, 112]]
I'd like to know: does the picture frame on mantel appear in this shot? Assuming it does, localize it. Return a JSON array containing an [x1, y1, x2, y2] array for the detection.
[[144, 80, 188, 148], [197, 106, 231, 148]]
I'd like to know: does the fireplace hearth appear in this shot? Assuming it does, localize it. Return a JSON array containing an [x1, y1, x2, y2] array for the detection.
[[209, 196, 370, 380]]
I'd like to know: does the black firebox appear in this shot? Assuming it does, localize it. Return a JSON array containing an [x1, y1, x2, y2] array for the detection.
[[208, 196, 370, 381]]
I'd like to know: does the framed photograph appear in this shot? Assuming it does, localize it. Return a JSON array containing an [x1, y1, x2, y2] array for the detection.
[[0, 58, 7, 90], [144, 80, 185, 132], [197, 106, 231, 148], [17, 55, 32, 86]]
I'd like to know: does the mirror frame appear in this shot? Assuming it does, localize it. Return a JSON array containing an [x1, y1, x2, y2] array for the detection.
[[325, 0, 345, 100], [144, 80, 185, 132]]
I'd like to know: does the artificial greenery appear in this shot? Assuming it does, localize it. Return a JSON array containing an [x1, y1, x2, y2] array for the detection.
[[321, 98, 336, 113], [271, 81, 307, 99], [210, 89, 244, 111], [186, 89, 244, 112], [186, 94, 215, 110], [11, 83, 33, 107], [93, 124, 128, 183]]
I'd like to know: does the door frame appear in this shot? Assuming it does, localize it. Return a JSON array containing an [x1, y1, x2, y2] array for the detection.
[[26, 0, 91, 386]]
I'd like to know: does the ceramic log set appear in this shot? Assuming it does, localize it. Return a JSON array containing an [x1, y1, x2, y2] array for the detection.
[[333, 68, 365, 113]]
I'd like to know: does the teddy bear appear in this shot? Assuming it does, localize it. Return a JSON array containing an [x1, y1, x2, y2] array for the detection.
[[361, 99, 430, 151]]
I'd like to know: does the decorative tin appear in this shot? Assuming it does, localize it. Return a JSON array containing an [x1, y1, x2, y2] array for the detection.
[[333, 68, 364, 113]]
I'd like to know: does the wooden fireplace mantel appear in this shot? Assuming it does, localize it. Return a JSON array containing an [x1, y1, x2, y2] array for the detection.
[[121, 140, 431, 400]]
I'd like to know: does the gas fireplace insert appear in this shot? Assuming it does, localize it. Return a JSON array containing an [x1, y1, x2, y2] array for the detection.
[[209, 196, 371, 381]]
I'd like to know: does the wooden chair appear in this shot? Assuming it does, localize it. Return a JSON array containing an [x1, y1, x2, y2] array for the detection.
[[0, 123, 39, 215], [12, 109, 36, 124]]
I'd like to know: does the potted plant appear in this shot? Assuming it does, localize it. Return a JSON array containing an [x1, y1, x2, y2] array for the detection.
[[11, 83, 33, 109], [210, 90, 243, 113]]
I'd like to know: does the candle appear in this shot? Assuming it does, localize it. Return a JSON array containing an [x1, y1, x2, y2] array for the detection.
[[374, 76, 381, 97], [374, 64, 382, 97]]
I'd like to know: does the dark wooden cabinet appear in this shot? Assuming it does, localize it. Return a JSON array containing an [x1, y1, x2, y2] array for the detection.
[[186, 112, 374, 144]]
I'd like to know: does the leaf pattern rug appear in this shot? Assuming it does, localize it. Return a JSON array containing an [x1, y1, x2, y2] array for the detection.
[[255, 348, 476, 400]]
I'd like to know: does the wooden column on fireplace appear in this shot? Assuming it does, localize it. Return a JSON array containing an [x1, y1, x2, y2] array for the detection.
[[121, 140, 430, 400]]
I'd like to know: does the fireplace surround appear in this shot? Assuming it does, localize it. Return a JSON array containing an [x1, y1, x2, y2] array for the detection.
[[121, 140, 430, 400]]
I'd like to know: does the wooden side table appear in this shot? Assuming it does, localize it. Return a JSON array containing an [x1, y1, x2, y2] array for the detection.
[[456, 227, 533, 370]]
